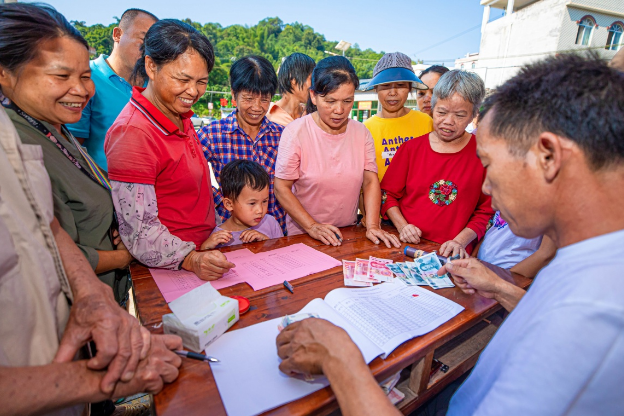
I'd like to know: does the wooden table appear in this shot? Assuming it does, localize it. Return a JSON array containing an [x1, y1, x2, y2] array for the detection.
[[130, 225, 531, 416]]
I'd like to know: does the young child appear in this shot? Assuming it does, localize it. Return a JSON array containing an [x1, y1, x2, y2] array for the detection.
[[201, 160, 284, 249]]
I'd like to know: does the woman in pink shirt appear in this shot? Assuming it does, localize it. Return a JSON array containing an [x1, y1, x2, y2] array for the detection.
[[274, 57, 400, 248]]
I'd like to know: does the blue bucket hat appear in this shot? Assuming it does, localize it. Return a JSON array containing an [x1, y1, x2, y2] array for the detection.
[[361, 52, 428, 91]]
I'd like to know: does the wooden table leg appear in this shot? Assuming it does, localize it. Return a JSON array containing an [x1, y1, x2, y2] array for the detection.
[[408, 351, 434, 395]]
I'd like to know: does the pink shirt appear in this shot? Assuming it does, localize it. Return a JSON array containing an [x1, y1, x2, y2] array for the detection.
[[275, 114, 378, 236]]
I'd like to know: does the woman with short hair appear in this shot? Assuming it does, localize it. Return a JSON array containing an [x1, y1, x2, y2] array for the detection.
[[274, 56, 400, 248], [416, 65, 450, 117], [105, 19, 234, 281], [381, 70, 494, 258], [0, 2, 133, 302], [267, 52, 316, 126]]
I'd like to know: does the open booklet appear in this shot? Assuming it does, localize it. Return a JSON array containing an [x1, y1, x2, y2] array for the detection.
[[205, 282, 464, 416]]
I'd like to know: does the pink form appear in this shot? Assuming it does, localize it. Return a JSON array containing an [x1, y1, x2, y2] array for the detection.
[[149, 244, 342, 302], [149, 248, 254, 302]]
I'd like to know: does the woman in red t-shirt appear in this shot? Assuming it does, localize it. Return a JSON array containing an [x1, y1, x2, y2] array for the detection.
[[380, 70, 494, 258], [105, 20, 234, 281]]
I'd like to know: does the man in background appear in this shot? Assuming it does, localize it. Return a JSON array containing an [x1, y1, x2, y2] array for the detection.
[[68, 8, 157, 171]]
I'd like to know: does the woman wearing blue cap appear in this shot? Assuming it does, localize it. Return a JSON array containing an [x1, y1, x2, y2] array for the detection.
[[362, 52, 433, 182]]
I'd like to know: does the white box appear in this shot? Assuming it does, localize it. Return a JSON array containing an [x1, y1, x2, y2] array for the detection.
[[163, 283, 240, 352]]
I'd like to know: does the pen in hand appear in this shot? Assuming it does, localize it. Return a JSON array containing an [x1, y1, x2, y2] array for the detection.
[[175, 350, 219, 363]]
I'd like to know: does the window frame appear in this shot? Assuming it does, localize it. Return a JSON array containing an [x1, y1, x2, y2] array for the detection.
[[606, 22, 624, 51], [575, 15, 597, 46]]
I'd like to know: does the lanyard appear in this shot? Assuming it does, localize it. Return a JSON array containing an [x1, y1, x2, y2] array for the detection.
[[0, 94, 111, 192]]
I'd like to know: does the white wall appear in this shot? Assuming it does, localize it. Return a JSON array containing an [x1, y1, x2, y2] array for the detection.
[[478, 0, 568, 88]]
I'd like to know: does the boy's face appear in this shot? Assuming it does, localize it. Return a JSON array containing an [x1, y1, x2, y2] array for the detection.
[[224, 185, 270, 228], [375, 82, 411, 114]]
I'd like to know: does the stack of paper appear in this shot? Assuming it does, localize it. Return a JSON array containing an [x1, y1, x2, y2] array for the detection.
[[149, 244, 342, 302], [205, 283, 464, 416]]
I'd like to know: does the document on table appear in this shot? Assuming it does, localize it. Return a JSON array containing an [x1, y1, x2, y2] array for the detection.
[[149, 249, 254, 302], [149, 243, 342, 302], [324, 284, 464, 356], [206, 282, 464, 416]]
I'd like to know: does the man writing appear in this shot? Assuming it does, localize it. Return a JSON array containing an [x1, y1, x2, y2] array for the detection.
[[67, 8, 157, 171], [276, 54, 624, 415]]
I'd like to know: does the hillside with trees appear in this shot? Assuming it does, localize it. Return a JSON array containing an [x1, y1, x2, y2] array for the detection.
[[72, 17, 386, 116]]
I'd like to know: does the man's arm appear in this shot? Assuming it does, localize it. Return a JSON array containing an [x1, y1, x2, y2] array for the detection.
[[50, 217, 146, 394], [510, 235, 557, 279], [276, 319, 400, 416], [0, 334, 183, 416]]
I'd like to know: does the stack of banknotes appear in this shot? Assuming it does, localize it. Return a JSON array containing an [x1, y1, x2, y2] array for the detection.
[[342, 252, 455, 290]]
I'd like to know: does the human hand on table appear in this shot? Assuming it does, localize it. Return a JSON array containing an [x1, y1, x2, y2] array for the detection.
[[276, 318, 364, 378], [110, 334, 183, 398], [54, 278, 148, 395], [366, 226, 401, 248], [200, 230, 232, 250], [182, 250, 235, 281], [439, 240, 469, 259], [240, 229, 269, 243], [439, 258, 501, 299], [306, 223, 343, 246], [398, 224, 422, 244]]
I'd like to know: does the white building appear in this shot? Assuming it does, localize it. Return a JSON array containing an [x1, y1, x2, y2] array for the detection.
[[467, 0, 624, 89]]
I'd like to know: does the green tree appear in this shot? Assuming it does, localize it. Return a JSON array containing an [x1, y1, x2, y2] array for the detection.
[[71, 16, 390, 115]]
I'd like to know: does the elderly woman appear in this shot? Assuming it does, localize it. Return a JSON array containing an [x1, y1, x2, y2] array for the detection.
[[416, 65, 450, 117], [268, 52, 316, 126], [0, 3, 133, 302], [105, 19, 234, 281], [274, 56, 400, 248], [381, 70, 493, 258], [199, 55, 287, 234]]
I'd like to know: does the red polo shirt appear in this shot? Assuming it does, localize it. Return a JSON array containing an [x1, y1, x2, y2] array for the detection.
[[105, 87, 215, 246]]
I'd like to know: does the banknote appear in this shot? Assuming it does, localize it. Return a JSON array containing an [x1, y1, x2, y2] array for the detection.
[[354, 258, 379, 283], [343, 260, 372, 287], [385, 263, 411, 285], [403, 262, 429, 286], [368, 257, 393, 282], [414, 253, 454, 289], [396, 263, 422, 286]]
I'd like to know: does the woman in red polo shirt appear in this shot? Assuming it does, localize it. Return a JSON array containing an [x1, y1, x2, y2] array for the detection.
[[105, 19, 234, 280], [381, 70, 494, 258]]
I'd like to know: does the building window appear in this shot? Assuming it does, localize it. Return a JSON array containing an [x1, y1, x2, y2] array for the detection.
[[461, 64, 465, 69], [575, 16, 596, 46], [471, 62, 476, 69], [606, 22, 623, 51]]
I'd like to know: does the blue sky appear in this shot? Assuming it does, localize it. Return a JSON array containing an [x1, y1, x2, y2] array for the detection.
[[35, 0, 504, 65]]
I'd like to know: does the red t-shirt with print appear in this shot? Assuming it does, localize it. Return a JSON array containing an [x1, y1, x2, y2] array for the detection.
[[380, 133, 493, 253]]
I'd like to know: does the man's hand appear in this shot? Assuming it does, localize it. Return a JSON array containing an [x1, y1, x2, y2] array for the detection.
[[398, 224, 422, 244], [200, 230, 232, 250], [240, 229, 269, 243], [439, 258, 501, 298], [366, 227, 401, 248], [111, 334, 183, 398], [440, 258, 527, 312], [276, 318, 362, 378], [306, 223, 343, 246], [439, 240, 469, 259], [181, 250, 235, 281], [54, 281, 146, 395]]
